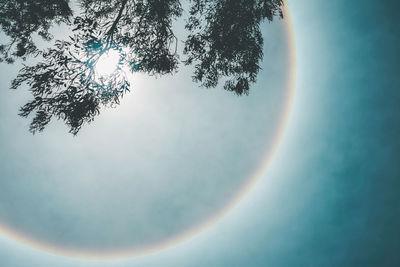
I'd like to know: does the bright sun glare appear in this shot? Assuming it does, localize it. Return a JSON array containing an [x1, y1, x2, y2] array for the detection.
[[95, 49, 121, 77]]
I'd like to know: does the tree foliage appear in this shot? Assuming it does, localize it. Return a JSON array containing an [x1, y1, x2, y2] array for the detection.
[[0, 0, 72, 63], [184, 0, 283, 95], [1, 0, 284, 134]]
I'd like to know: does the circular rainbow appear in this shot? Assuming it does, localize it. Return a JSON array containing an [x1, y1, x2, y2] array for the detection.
[[0, 1, 296, 259]]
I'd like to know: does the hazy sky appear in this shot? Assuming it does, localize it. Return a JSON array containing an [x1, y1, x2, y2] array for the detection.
[[0, 0, 399, 266]]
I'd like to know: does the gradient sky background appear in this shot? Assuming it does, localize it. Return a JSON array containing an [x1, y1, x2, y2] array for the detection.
[[0, 0, 399, 266]]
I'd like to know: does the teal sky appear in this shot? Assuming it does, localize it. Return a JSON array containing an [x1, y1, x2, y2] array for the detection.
[[0, 0, 399, 266]]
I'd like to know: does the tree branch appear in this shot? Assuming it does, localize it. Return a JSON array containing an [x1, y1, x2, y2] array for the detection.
[[106, 0, 129, 43]]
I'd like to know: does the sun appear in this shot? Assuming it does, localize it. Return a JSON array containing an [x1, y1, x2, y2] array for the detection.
[[95, 49, 121, 77]]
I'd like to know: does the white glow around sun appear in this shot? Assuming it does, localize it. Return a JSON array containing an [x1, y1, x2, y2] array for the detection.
[[95, 49, 121, 77]]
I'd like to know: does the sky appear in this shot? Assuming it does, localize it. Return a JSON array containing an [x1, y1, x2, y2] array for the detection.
[[0, 0, 399, 266]]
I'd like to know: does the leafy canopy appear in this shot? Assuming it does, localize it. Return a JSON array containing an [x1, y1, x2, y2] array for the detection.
[[1, 0, 284, 135]]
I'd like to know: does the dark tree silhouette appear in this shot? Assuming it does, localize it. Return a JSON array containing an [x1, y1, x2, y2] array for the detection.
[[184, 0, 283, 95], [0, 0, 72, 63], [2, 0, 284, 134], [10, 0, 182, 134]]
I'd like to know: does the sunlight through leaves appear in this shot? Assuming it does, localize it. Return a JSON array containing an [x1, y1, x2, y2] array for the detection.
[[95, 49, 121, 78]]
